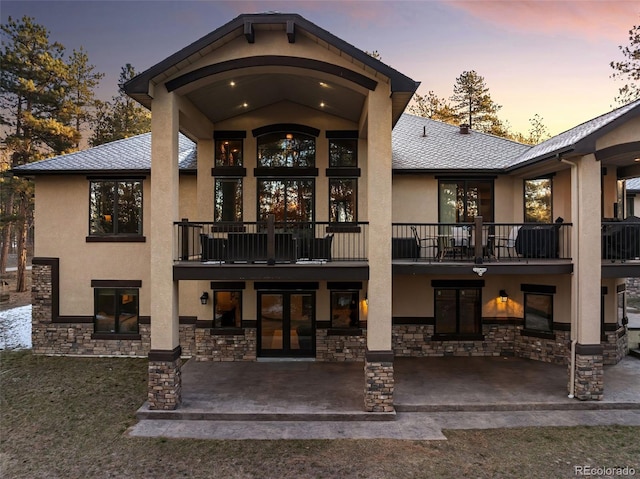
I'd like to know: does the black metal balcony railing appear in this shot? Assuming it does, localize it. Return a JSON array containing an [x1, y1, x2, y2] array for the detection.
[[602, 220, 640, 262], [392, 222, 573, 263], [175, 218, 368, 263]]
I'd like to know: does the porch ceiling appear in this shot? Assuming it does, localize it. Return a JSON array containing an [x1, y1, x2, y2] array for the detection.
[[182, 71, 366, 124]]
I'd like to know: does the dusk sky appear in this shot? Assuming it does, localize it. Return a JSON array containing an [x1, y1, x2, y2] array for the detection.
[[2, 0, 639, 136]]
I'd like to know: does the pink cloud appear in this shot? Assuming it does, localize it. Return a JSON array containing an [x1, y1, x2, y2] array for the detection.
[[447, 0, 639, 43]]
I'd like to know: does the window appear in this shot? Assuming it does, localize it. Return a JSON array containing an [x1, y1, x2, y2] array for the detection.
[[329, 178, 356, 223], [89, 180, 142, 235], [214, 291, 242, 328], [258, 179, 314, 222], [94, 288, 139, 334], [434, 287, 481, 337], [524, 293, 553, 332], [215, 139, 243, 167], [439, 180, 493, 223], [330, 291, 359, 328], [524, 178, 552, 223], [329, 138, 357, 167], [618, 290, 626, 327], [214, 179, 242, 222], [258, 132, 315, 167]]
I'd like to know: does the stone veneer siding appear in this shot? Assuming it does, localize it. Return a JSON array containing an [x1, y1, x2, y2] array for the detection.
[[364, 357, 394, 412], [392, 323, 572, 365], [571, 350, 604, 401], [602, 326, 628, 365], [148, 357, 182, 410], [194, 328, 257, 361], [316, 329, 366, 361]]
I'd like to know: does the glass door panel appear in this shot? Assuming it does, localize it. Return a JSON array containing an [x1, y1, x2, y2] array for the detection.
[[260, 294, 284, 351], [435, 289, 457, 334], [289, 293, 313, 352], [459, 289, 480, 334]]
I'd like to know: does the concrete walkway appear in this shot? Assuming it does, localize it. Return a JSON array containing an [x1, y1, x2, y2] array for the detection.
[[128, 355, 640, 440]]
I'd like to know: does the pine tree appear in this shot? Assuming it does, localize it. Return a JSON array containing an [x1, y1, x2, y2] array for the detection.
[[67, 47, 104, 148], [0, 16, 80, 287], [450, 70, 502, 132], [409, 91, 458, 124], [90, 64, 150, 146], [610, 23, 640, 105]]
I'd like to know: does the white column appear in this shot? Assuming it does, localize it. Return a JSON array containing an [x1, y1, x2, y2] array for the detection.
[[366, 84, 393, 352], [150, 85, 180, 351]]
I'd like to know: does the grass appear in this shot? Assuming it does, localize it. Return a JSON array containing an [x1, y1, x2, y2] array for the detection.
[[1, 351, 639, 479]]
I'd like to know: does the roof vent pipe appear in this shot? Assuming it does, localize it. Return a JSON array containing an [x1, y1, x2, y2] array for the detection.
[[460, 124, 470, 134], [422, 126, 426, 137]]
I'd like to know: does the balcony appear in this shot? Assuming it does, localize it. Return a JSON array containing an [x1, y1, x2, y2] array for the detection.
[[602, 219, 640, 278], [392, 221, 573, 275], [173, 218, 369, 281]]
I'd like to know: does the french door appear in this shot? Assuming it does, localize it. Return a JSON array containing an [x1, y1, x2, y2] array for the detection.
[[258, 291, 315, 357]]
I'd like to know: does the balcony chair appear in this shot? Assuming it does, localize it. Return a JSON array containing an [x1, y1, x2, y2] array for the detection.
[[495, 226, 521, 260], [410, 226, 437, 261], [450, 226, 470, 259]]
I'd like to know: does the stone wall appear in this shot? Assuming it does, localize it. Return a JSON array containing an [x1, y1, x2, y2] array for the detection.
[[572, 350, 604, 401], [148, 357, 182, 410], [364, 358, 394, 412], [602, 326, 628, 365], [392, 323, 516, 358], [194, 328, 257, 361], [316, 329, 366, 361], [514, 329, 571, 365]]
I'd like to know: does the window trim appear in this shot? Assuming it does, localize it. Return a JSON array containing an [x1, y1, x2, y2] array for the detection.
[[432, 285, 483, 340], [212, 289, 243, 329], [437, 179, 494, 223], [92, 286, 140, 337], [523, 176, 553, 224], [214, 177, 243, 223], [88, 178, 144, 238], [329, 290, 360, 329], [329, 177, 358, 224], [522, 292, 554, 334]]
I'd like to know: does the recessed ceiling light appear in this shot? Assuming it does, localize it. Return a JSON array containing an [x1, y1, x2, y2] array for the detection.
[[230, 81, 236, 87], [320, 102, 325, 108], [635, 158, 640, 162], [242, 102, 248, 108], [319, 82, 328, 88]]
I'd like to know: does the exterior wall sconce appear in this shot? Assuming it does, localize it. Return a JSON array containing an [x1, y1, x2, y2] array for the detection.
[[499, 290, 508, 303], [200, 291, 209, 305]]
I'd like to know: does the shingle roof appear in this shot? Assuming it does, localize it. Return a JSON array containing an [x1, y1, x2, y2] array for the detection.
[[627, 178, 640, 192], [392, 114, 531, 171], [508, 98, 640, 168], [13, 133, 196, 174]]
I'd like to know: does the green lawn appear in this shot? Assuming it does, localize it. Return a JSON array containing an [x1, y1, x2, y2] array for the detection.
[[1, 351, 638, 479]]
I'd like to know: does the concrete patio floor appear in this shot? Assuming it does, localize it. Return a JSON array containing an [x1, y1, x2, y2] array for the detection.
[[129, 355, 640, 440]]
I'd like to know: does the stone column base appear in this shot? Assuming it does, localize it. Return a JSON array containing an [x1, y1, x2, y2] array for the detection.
[[148, 347, 182, 410], [569, 344, 604, 401], [364, 350, 394, 412]]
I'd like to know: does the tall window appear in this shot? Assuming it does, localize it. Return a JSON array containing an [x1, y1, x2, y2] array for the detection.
[[434, 287, 481, 337], [258, 132, 315, 167], [214, 291, 242, 328], [330, 291, 359, 328], [439, 180, 493, 223], [94, 288, 139, 334], [524, 178, 552, 223], [328, 138, 357, 223], [524, 293, 553, 332], [329, 138, 357, 167], [215, 139, 243, 167], [258, 179, 314, 223], [215, 179, 242, 222], [89, 180, 142, 235], [329, 178, 356, 223]]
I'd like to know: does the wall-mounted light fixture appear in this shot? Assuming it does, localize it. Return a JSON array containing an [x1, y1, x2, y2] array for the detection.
[[499, 290, 508, 303], [200, 291, 209, 305]]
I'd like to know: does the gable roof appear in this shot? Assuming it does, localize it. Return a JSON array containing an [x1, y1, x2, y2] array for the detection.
[[12, 133, 196, 175], [124, 12, 419, 126], [507, 98, 640, 170], [392, 114, 531, 172]]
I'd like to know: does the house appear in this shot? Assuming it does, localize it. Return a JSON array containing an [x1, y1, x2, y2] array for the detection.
[[14, 13, 640, 412]]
